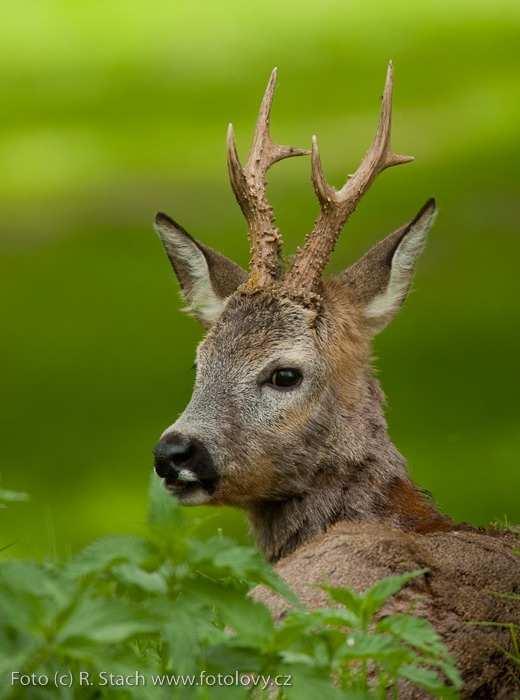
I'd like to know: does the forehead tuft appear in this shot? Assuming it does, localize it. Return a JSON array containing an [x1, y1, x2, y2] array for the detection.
[[202, 291, 316, 355]]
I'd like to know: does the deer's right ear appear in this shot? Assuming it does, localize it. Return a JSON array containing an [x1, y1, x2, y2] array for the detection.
[[154, 212, 247, 327]]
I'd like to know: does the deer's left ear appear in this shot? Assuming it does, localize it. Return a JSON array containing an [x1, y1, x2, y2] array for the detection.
[[154, 212, 247, 327], [340, 199, 437, 332]]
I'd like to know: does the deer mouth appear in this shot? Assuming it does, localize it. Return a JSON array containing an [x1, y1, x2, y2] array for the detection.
[[163, 470, 219, 504]]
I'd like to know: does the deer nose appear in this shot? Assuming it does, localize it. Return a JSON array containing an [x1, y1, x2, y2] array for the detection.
[[153, 432, 218, 488], [154, 433, 194, 479]]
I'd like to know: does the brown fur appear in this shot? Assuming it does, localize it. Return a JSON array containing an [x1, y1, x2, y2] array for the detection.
[[379, 476, 454, 533], [252, 522, 520, 698]]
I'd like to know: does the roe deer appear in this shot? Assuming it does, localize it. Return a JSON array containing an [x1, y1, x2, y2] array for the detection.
[[152, 65, 519, 696]]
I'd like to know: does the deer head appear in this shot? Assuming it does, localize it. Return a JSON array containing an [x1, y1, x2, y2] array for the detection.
[[153, 64, 445, 561]]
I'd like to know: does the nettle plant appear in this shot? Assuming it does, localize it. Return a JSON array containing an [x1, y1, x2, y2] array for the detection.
[[0, 479, 461, 699]]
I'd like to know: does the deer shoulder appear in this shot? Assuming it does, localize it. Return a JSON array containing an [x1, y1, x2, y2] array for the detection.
[[253, 522, 520, 698]]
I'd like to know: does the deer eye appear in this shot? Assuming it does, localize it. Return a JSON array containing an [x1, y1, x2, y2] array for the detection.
[[269, 368, 302, 389]]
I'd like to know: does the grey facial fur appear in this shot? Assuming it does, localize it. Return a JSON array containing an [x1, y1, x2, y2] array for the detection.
[[157, 249, 451, 562]]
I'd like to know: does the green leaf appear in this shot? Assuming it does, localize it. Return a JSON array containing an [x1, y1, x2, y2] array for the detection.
[[0, 561, 54, 598], [279, 650, 317, 666], [190, 538, 299, 604], [251, 567, 300, 607], [378, 613, 446, 656], [163, 619, 200, 675], [188, 578, 274, 646], [157, 596, 213, 675], [335, 631, 409, 664], [322, 584, 363, 617], [361, 569, 429, 619], [0, 561, 73, 631], [400, 664, 459, 698], [56, 596, 159, 644], [113, 563, 167, 594], [205, 644, 265, 674], [0, 588, 36, 629], [66, 535, 154, 578], [271, 610, 318, 650], [0, 638, 41, 677], [211, 589, 274, 647], [148, 471, 184, 534], [282, 665, 351, 700], [309, 607, 360, 629], [213, 545, 271, 579]]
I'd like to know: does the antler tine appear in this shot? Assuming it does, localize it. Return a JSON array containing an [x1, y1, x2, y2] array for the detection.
[[227, 68, 310, 290], [284, 61, 414, 298]]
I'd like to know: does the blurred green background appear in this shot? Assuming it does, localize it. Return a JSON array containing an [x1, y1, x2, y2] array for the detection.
[[1, 0, 519, 559]]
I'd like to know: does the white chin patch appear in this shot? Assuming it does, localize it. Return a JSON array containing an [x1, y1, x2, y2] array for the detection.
[[177, 487, 212, 506], [177, 468, 199, 483]]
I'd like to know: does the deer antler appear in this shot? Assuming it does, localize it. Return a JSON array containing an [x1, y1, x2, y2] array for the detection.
[[283, 61, 414, 300], [227, 68, 309, 290]]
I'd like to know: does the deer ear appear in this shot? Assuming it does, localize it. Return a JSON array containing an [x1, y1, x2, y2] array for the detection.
[[341, 199, 437, 332], [154, 212, 247, 327]]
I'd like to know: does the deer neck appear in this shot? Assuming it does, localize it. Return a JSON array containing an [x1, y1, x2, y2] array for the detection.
[[248, 378, 452, 563]]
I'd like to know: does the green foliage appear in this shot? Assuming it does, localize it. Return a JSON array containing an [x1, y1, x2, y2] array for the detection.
[[0, 478, 461, 698]]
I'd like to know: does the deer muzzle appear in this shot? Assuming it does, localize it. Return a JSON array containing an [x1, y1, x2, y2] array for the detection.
[[154, 432, 219, 502]]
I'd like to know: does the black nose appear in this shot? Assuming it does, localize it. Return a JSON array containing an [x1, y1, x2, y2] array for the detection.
[[154, 433, 194, 478], [153, 432, 218, 486]]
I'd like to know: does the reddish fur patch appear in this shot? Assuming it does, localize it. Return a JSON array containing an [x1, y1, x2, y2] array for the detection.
[[386, 477, 454, 533]]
